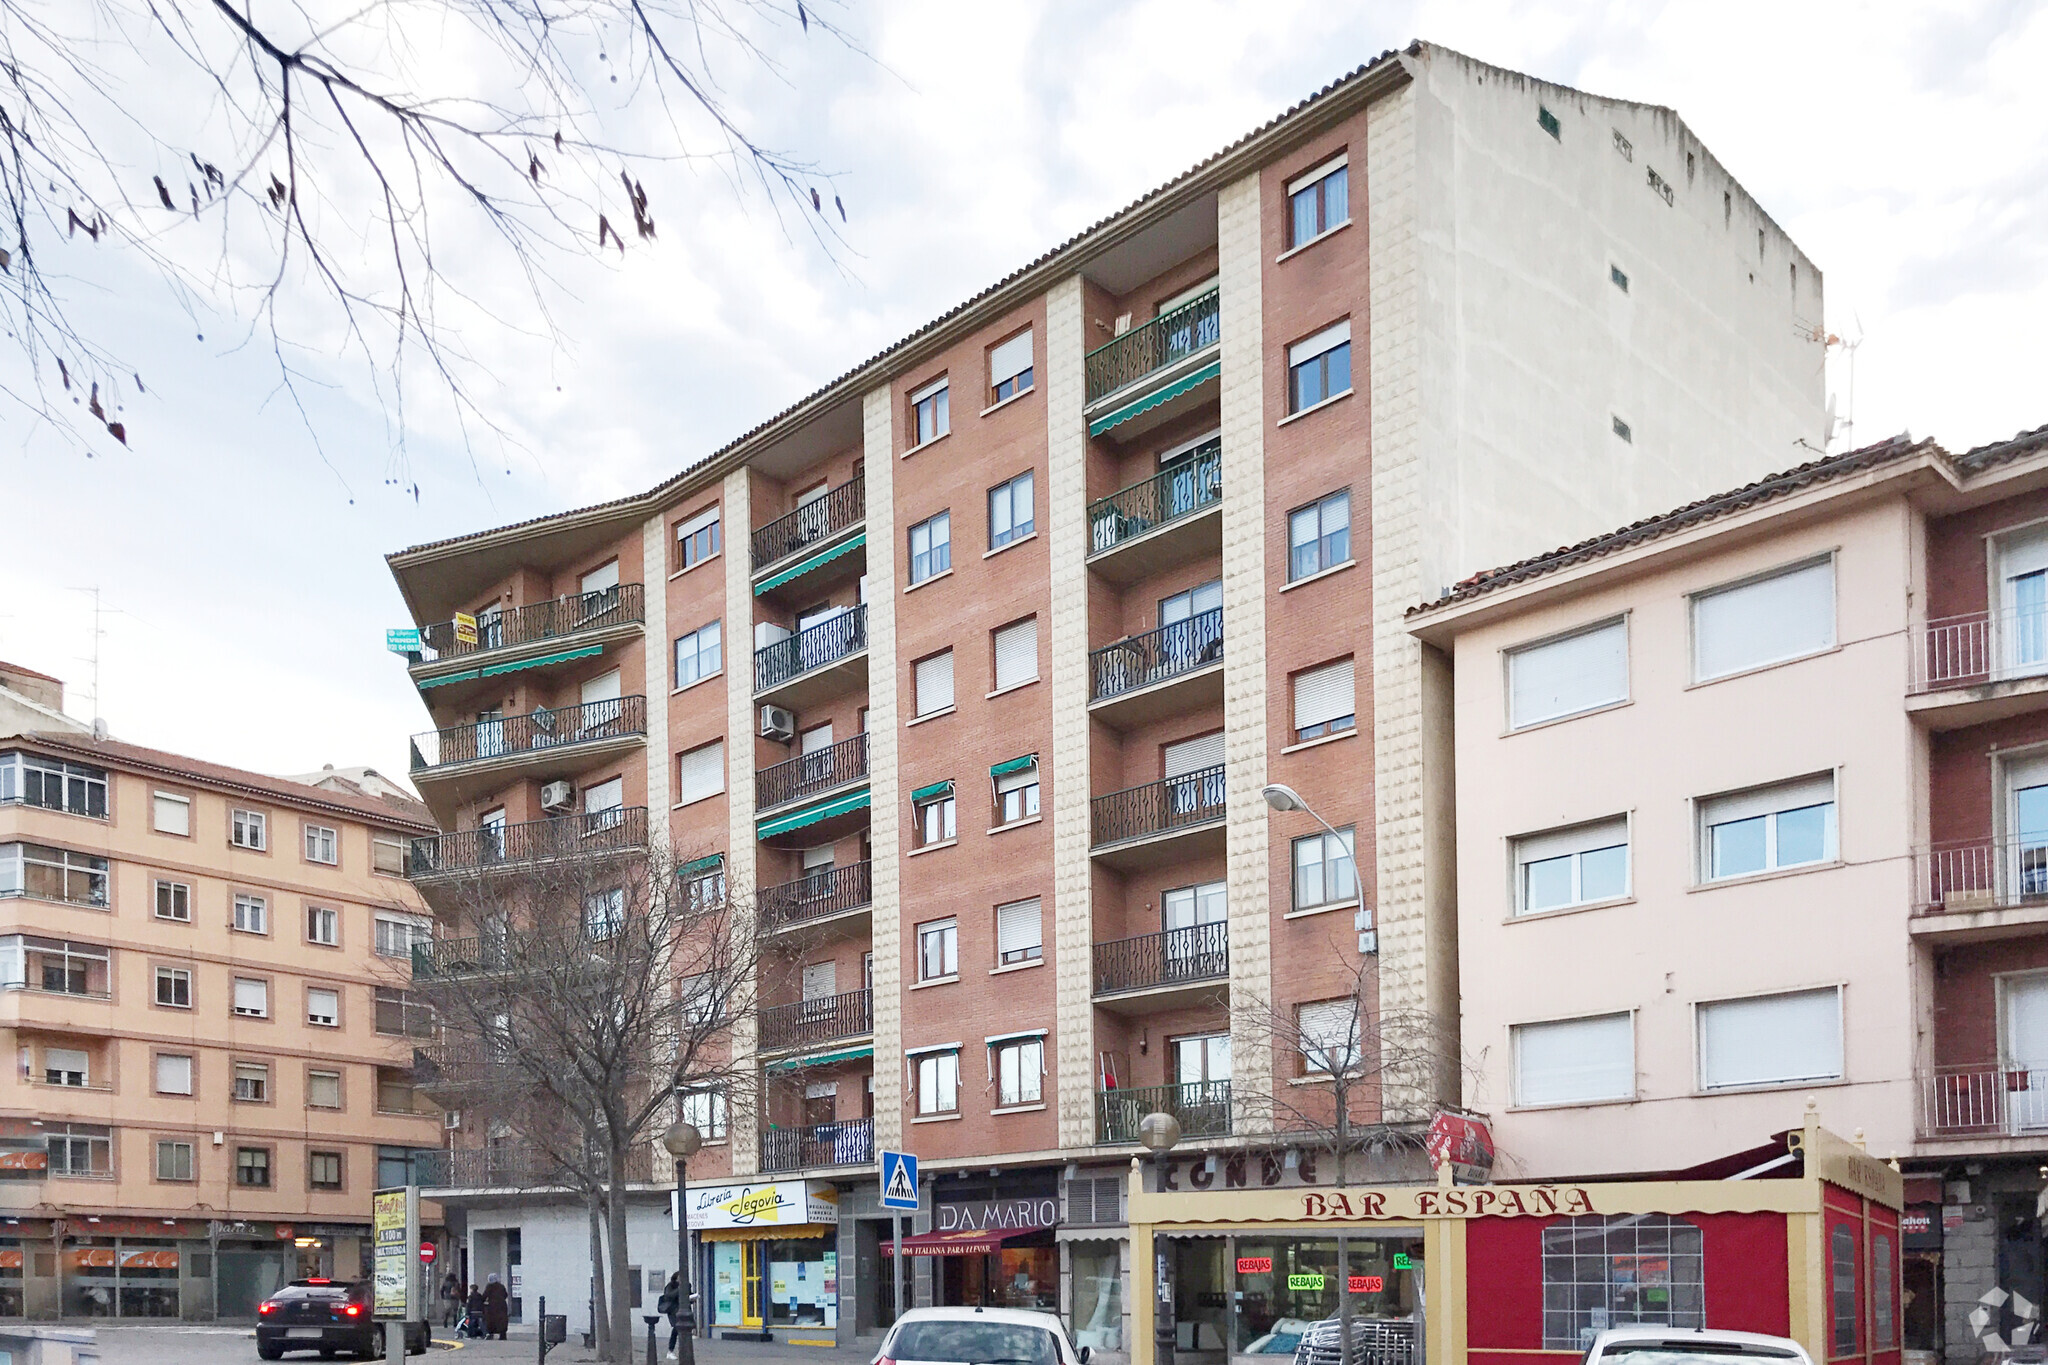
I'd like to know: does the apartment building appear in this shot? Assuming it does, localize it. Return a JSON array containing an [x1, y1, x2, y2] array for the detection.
[[1406, 424, 2048, 1363], [384, 40, 1825, 1353], [0, 707, 443, 1321]]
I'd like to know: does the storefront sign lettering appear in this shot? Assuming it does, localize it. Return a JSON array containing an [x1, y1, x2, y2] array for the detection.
[[1901, 1210, 1933, 1236], [688, 1180, 839, 1230], [1237, 1257, 1273, 1274], [1299, 1185, 1597, 1221], [1350, 1276, 1383, 1294], [1163, 1150, 1317, 1191], [1288, 1273, 1325, 1291], [933, 1199, 1057, 1232], [1392, 1253, 1411, 1270]]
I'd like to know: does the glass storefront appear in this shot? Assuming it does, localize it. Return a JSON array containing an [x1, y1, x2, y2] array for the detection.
[[0, 1239, 20, 1317], [62, 1238, 181, 1318], [709, 1237, 837, 1330], [1071, 1244, 1122, 1354], [939, 1241, 1056, 1311]]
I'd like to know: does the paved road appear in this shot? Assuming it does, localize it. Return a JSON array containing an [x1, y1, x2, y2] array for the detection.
[[80, 1322, 879, 1365]]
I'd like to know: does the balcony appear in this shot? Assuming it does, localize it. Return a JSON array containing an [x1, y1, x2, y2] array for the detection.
[[758, 861, 873, 936], [416, 1141, 656, 1193], [758, 734, 869, 813], [410, 696, 647, 790], [412, 1039, 520, 1095], [758, 987, 873, 1055], [1087, 441, 1223, 582], [754, 606, 868, 710], [409, 807, 649, 886], [1084, 289, 1221, 441], [753, 477, 866, 576], [1094, 923, 1228, 1012], [410, 584, 645, 691], [1089, 609, 1224, 728], [1096, 1080, 1232, 1145], [1912, 837, 2048, 941], [1091, 766, 1226, 869], [1918, 1065, 2048, 1141], [760, 1117, 874, 1173], [1908, 609, 2048, 728], [411, 934, 511, 981]]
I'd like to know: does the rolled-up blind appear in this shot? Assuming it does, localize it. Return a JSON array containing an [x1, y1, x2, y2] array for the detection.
[[990, 330, 1033, 386], [1292, 658, 1356, 731]]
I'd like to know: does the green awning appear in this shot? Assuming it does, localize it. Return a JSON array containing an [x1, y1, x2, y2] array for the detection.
[[909, 780, 954, 803], [417, 643, 607, 688], [1089, 359, 1222, 437], [766, 1045, 875, 1072], [757, 788, 870, 840], [755, 533, 866, 595], [678, 854, 725, 877], [990, 754, 1038, 778]]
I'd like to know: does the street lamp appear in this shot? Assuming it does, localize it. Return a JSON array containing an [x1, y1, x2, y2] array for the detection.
[[1138, 1113, 1181, 1365], [661, 1120, 702, 1365], [1261, 784, 1369, 952]]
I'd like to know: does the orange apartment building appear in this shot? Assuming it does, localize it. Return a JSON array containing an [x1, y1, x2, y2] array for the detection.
[[0, 668, 443, 1321], [383, 41, 1828, 1355]]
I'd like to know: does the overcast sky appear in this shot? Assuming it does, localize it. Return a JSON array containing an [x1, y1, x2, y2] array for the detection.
[[5, 0, 2043, 787]]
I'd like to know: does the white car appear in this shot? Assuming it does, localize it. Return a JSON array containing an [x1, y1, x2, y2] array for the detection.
[[1582, 1326, 1813, 1365], [876, 1306, 1091, 1365]]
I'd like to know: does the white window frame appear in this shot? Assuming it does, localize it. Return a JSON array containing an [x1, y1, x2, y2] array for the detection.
[[1505, 617, 1630, 730], [909, 511, 952, 585], [154, 966, 192, 1009], [154, 879, 190, 923], [371, 831, 407, 877], [1698, 773, 1839, 883], [995, 897, 1042, 967], [1297, 998, 1362, 1076], [1511, 1012, 1637, 1107], [1690, 555, 1837, 683], [231, 808, 267, 850], [911, 377, 950, 447], [1695, 986, 1846, 1091], [988, 470, 1035, 550], [232, 976, 269, 1018], [917, 918, 958, 982], [156, 1139, 195, 1182], [679, 1086, 729, 1142], [303, 824, 338, 865], [373, 914, 432, 961], [232, 893, 268, 935], [916, 1048, 961, 1115], [992, 1036, 1044, 1107], [305, 904, 339, 946], [152, 792, 191, 836], [1291, 827, 1357, 912], [674, 620, 723, 689], [1512, 817, 1632, 916], [305, 987, 340, 1028], [232, 1061, 269, 1102]]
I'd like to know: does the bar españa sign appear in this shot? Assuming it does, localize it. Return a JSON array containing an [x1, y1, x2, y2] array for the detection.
[[1299, 1185, 1600, 1220], [372, 1191, 409, 1319]]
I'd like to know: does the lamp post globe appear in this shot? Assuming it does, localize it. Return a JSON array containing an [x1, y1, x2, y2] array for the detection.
[[1137, 1111, 1182, 1365], [662, 1119, 702, 1365], [1136, 1111, 1182, 1154], [662, 1122, 702, 1160]]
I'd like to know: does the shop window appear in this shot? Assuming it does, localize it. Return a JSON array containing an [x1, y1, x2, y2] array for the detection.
[[64, 1236, 179, 1317], [1540, 1213, 1703, 1349], [1872, 1231, 1896, 1351], [1831, 1224, 1859, 1357], [1071, 1243, 1122, 1354], [1231, 1238, 1417, 1353]]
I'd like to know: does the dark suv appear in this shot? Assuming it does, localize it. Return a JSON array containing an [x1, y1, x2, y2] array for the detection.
[[255, 1279, 429, 1359]]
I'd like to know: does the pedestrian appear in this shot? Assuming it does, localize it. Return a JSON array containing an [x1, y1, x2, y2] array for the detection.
[[658, 1271, 683, 1360], [483, 1272, 511, 1340], [465, 1283, 486, 1338], [440, 1269, 462, 1328]]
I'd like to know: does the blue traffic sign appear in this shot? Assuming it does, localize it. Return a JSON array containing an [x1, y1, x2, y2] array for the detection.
[[880, 1150, 918, 1210]]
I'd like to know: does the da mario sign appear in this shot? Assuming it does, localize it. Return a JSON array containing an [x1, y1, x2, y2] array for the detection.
[[687, 1180, 839, 1230]]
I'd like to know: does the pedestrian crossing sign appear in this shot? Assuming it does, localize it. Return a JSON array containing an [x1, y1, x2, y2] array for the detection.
[[880, 1150, 919, 1210]]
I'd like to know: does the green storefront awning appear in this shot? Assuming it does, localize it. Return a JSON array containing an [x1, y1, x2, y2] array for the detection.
[[766, 1045, 875, 1072], [416, 643, 607, 689], [1089, 359, 1222, 438], [990, 754, 1037, 778], [678, 854, 725, 877], [755, 533, 867, 595], [757, 788, 870, 840], [909, 779, 953, 803]]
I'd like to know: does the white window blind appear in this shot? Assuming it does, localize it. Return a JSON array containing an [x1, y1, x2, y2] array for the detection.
[[677, 507, 719, 542], [676, 741, 726, 806], [996, 899, 1042, 963], [1701, 773, 1836, 827], [1289, 320, 1350, 366], [1513, 1013, 1634, 1105], [233, 977, 268, 1017], [1163, 732, 1225, 778], [153, 793, 190, 835], [916, 652, 955, 716], [307, 1071, 342, 1108], [155, 1054, 193, 1095], [993, 619, 1038, 690], [1693, 558, 1836, 681], [1508, 619, 1628, 728], [46, 1047, 89, 1082], [1297, 1000, 1359, 1074], [801, 962, 837, 1000], [1515, 817, 1631, 914], [1287, 153, 1348, 197], [584, 776, 624, 813], [990, 330, 1034, 386], [307, 988, 339, 1026], [911, 377, 948, 405], [580, 669, 623, 705], [1293, 659, 1356, 731], [581, 560, 620, 594], [1698, 987, 1843, 1090]]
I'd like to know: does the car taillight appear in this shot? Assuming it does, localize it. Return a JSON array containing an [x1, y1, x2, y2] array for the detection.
[[258, 1303, 275, 1315], [345, 1304, 362, 1317]]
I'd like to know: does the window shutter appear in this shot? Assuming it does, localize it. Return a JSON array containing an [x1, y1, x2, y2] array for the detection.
[[1163, 732, 1225, 778], [996, 899, 1042, 957], [308, 989, 339, 1023], [1292, 659, 1356, 731], [994, 620, 1038, 690], [1287, 153, 1348, 196], [1701, 773, 1835, 827], [45, 1048, 88, 1077], [1693, 559, 1835, 681], [233, 978, 267, 1015], [1296, 1001, 1356, 1071], [155, 1054, 192, 1094], [1699, 988, 1842, 1089], [1508, 620, 1628, 727], [677, 742, 726, 805], [677, 506, 719, 541], [916, 652, 955, 715], [580, 669, 623, 705], [584, 777, 624, 813], [1288, 320, 1351, 366], [990, 330, 1034, 386], [1515, 817, 1631, 868], [154, 794, 190, 835], [580, 560, 620, 594], [1513, 1013, 1633, 1105], [801, 962, 837, 1000]]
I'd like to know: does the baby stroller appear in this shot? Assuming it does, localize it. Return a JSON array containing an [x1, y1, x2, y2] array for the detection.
[[457, 1302, 487, 1339]]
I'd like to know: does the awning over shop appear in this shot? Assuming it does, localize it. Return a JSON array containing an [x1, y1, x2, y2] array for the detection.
[[766, 1045, 874, 1072], [1089, 360, 1221, 438], [416, 644, 607, 688], [879, 1225, 1052, 1257], [757, 788, 870, 840], [700, 1223, 835, 1244], [755, 533, 866, 595]]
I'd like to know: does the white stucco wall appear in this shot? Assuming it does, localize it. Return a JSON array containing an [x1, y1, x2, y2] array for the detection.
[[1444, 495, 1919, 1178], [464, 1195, 677, 1332]]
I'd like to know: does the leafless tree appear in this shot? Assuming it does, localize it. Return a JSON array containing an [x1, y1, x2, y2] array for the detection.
[[0, 0, 856, 466], [1232, 954, 1463, 1365], [406, 841, 756, 1363]]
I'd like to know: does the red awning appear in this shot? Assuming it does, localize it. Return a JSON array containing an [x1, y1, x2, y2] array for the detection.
[[879, 1225, 1052, 1258]]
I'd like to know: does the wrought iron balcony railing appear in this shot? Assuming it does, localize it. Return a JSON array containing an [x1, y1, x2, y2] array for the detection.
[[417, 583, 644, 661], [1089, 441, 1222, 553], [1091, 609, 1223, 702], [758, 987, 872, 1053], [758, 734, 869, 811], [758, 862, 873, 933], [1096, 1080, 1232, 1144], [754, 606, 868, 694], [409, 807, 649, 882], [1915, 835, 2048, 914], [1092, 765, 1226, 848], [1085, 288, 1220, 405], [760, 1117, 874, 1173], [1094, 922, 1228, 997], [411, 696, 647, 772], [415, 1142, 656, 1191], [753, 478, 866, 571], [1918, 1065, 2048, 1138]]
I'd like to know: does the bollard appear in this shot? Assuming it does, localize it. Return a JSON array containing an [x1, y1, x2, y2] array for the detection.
[[538, 1295, 548, 1365], [645, 1313, 662, 1365]]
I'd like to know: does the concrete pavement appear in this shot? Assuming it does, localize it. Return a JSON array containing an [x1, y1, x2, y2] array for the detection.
[[79, 1320, 881, 1365]]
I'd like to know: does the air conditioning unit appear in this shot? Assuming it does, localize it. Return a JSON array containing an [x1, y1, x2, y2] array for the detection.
[[759, 706, 797, 742], [444, 1110, 462, 1131], [539, 780, 576, 812]]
